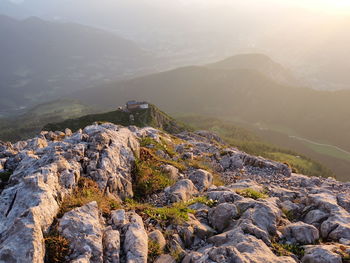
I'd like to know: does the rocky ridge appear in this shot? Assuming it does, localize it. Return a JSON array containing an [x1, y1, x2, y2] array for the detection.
[[0, 123, 349, 263]]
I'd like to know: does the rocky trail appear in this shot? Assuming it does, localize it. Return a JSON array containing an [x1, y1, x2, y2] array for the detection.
[[0, 123, 349, 263]]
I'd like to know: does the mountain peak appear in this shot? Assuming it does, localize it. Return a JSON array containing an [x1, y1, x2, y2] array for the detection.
[[43, 103, 187, 135]]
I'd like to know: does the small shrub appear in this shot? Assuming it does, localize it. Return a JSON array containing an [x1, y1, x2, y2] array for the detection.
[[236, 188, 268, 200], [59, 177, 120, 217], [170, 248, 184, 263], [187, 196, 217, 208], [45, 229, 70, 263], [140, 137, 176, 157], [124, 199, 195, 226], [145, 203, 194, 226], [272, 242, 305, 258], [133, 158, 173, 198], [148, 240, 162, 261]]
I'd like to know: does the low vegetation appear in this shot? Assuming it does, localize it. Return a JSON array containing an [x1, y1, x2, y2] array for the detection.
[[148, 240, 162, 262], [44, 230, 70, 263], [272, 242, 305, 258], [58, 177, 120, 218], [236, 188, 268, 200], [125, 198, 194, 226]]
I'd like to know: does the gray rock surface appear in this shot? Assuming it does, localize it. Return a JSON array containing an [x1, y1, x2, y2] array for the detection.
[[189, 169, 213, 191], [124, 212, 148, 263], [0, 124, 349, 263], [58, 202, 103, 263], [281, 222, 319, 244], [302, 245, 342, 263], [149, 230, 166, 251], [168, 179, 198, 202], [103, 227, 121, 263], [208, 203, 238, 232]]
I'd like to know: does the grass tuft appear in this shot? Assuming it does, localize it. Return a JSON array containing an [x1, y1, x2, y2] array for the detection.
[[236, 188, 268, 200], [148, 240, 162, 261], [272, 242, 305, 258], [59, 177, 120, 217]]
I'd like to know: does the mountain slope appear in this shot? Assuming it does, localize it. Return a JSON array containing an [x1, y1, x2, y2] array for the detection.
[[71, 60, 350, 180], [207, 53, 299, 86], [0, 99, 93, 142], [0, 15, 155, 112], [43, 104, 187, 135]]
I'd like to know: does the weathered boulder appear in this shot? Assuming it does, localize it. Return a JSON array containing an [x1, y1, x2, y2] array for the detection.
[[189, 169, 213, 191], [110, 209, 128, 227], [149, 230, 166, 251], [103, 227, 121, 263], [123, 212, 148, 263], [321, 212, 350, 241], [0, 145, 82, 262], [154, 254, 176, 263], [168, 179, 198, 203], [302, 245, 342, 263], [220, 154, 244, 170], [84, 125, 139, 200], [206, 228, 296, 263], [308, 193, 350, 241], [162, 165, 180, 181], [208, 203, 238, 232], [303, 209, 329, 227], [236, 199, 281, 238], [58, 202, 103, 263], [281, 222, 319, 245], [207, 190, 243, 204], [337, 193, 350, 213], [280, 200, 301, 219]]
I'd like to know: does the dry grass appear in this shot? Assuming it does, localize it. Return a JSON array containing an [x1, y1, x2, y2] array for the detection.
[[58, 177, 120, 217]]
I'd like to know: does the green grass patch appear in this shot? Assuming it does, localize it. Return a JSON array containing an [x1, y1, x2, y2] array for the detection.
[[124, 198, 195, 226], [186, 196, 217, 208], [236, 188, 268, 200], [148, 240, 162, 262], [272, 242, 305, 258], [59, 177, 120, 217], [133, 157, 174, 198]]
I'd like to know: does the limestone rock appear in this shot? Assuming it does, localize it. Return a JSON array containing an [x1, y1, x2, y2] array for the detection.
[[208, 203, 238, 232], [103, 227, 121, 263], [189, 169, 213, 191], [149, 230, 166, 251], [124, 212, 148, 263], [154, 254, 176, 263], [281, 222, 319, 245], [168, 179, 198, 203], [162, 165, 180, 181], [302, 245, 342, 263], [58, 202, 103, 263]]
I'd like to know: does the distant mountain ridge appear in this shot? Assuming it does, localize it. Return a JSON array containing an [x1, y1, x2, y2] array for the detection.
[[0, 15, 155, 112], [207, 53, 300, 86]]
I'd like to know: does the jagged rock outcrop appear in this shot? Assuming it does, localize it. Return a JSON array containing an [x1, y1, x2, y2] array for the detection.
[[0, 124, 138, 262], [58, 201, 103, 262], [0, 123, 349, 263]]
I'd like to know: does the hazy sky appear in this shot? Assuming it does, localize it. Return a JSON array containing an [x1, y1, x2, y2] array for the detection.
[[8, 0, 350, 15]]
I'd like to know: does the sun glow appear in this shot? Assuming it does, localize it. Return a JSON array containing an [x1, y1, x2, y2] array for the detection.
[[285, 0, 350, 14]]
